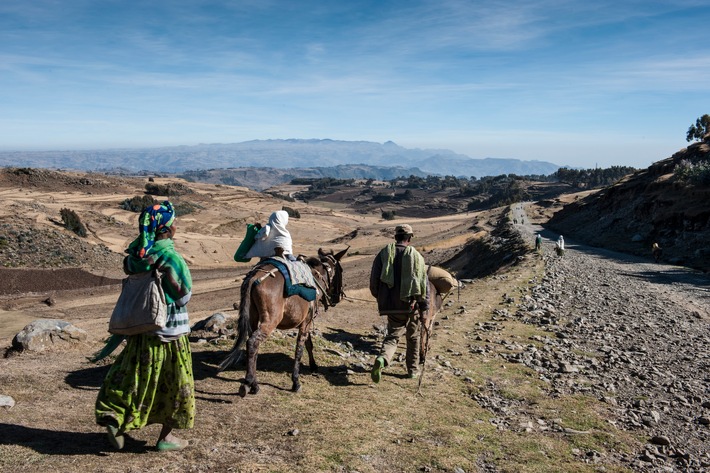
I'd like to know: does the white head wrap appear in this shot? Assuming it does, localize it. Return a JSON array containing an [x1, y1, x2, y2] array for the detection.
[[245, 210, 293, 258]]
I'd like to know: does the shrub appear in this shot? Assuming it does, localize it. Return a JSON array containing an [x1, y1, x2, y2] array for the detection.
[[674, 159, 710, 186], [282, 206, 301, 218], [381, 210, 396, 220], [120, 195, 155, 212], [145, 182, 193, 196], [60, 208, 87, 237], [173, 201, 201, 216], [372, 193, 394, 203]]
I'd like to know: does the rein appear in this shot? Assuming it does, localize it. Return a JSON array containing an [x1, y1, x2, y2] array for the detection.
[[315, 254, 345, 310], [343, 295, 376, 303], [312, 271, 331, 308]]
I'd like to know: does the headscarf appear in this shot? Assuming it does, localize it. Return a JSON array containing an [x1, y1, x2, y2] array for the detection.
[[126, 201, 176, 258], [245, 210, 293, 258]]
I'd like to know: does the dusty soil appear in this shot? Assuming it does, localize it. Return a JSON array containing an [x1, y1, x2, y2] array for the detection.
[[1, 170, 709, 472]]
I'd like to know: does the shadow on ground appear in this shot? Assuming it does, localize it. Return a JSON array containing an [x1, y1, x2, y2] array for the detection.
[[0, 423, 150, 455]]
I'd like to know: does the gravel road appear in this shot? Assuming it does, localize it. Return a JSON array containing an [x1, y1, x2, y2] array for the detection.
[[512, 204, 710, 472]]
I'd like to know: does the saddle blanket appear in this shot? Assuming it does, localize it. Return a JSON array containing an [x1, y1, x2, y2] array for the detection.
[[257, 257, 318, 302]]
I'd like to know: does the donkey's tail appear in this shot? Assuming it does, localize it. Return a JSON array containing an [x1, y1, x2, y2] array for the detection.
[[217, 274, 254, 372]]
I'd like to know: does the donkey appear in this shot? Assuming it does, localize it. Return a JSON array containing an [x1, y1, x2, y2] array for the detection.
[[218, 247, 347, 395], [418, 279, 445, 365]]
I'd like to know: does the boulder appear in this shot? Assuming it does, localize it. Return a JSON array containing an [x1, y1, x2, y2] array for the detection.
[[0, 395, 15, 408], [11, 319, 87, 352], [190, 312, 233, 339]]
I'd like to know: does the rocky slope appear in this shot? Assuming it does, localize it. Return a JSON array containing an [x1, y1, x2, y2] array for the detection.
[[546, 136, 710, 272], [513, 222, 710, 472]]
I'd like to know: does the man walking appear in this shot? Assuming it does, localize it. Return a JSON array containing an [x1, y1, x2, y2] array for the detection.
[[369, 224, 429, 382]]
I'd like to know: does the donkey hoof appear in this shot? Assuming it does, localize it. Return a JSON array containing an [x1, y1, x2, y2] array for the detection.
[[291, 382, 302, 393], [249, 384, 260, 395], [239, 384, 248, 398], [310, 364, 319, 374]]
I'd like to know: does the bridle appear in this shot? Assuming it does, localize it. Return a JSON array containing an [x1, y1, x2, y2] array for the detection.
[[312, 253, 345, 311]]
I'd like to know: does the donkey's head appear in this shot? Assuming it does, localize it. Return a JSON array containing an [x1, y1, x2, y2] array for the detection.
[[305, 246, 348, 310]]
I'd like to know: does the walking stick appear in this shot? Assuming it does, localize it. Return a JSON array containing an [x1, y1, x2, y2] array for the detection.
[[416, 314, 434, 396]]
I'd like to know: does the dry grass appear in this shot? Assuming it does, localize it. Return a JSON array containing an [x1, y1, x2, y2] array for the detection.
[[0, 173, 640, 472], [0, 255, 638, 472]]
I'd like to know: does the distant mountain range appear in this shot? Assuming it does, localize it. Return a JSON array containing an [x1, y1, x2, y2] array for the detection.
[[0, 139, 561, 178]]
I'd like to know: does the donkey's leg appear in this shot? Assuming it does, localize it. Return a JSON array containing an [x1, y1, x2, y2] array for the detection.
[[241, 328, 268, 396], [291, 327, 307, 392], [305, 331, 318, 373]]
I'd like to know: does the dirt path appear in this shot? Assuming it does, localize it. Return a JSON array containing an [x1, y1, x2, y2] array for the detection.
[[511, 203, 710, 471]]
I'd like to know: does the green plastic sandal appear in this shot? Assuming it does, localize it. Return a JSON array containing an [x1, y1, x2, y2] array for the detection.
[[157, 438, 189, 452], [371, 356, 385, 384]]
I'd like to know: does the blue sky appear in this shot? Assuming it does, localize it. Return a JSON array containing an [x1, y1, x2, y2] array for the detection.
[[1, 0, 709, 168]]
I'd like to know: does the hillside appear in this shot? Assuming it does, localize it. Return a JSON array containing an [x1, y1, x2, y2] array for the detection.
[[546, 135, 710, 272], [175, 164, 431, 191], [277, 176, 575, 220]]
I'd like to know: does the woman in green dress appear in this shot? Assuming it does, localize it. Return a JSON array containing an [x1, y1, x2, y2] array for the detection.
[[95, 201, 195, 452]]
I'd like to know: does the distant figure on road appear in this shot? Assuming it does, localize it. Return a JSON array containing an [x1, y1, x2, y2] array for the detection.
[[652, 242, 662, 262], [535, 233, 542, 253], [555, 235, 565, 256]]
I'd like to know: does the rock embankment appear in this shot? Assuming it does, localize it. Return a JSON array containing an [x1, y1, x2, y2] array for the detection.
[[511, 235, 709, 471], [546, 135, 710, 272]]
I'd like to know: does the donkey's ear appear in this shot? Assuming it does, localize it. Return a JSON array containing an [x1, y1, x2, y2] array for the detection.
[[334, 246, 350, 261], [318, 248, 325, 257]]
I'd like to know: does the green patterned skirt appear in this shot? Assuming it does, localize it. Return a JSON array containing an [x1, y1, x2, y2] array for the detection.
[[95, 334, 195, 433]]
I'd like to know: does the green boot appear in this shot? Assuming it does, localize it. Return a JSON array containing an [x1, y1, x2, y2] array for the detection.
[[371, 356, 385, 383]]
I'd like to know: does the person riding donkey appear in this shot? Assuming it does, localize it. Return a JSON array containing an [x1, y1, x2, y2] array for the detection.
[[370, 224, 429, 382], [234, 209, 318, 306], [244, 210, 297, 261]]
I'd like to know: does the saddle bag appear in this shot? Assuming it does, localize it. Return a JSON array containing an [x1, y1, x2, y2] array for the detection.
[[427, 266, 458, 295], [108, 270, 167, 335]]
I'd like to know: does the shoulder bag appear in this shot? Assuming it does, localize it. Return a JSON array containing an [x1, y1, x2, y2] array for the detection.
[[108, 270, 167, 335]]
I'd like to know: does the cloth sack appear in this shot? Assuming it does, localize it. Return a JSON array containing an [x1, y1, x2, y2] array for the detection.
[[427, 266, 458, 294], [234, 223, 260, 263], [108, 270, 167, 335]]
